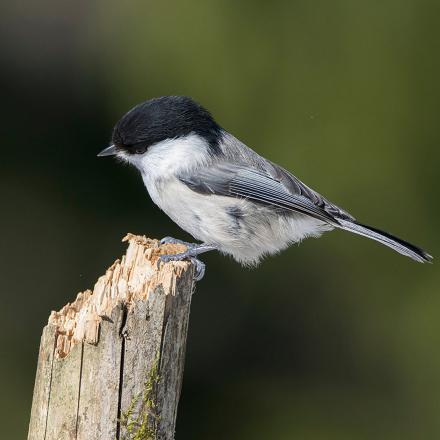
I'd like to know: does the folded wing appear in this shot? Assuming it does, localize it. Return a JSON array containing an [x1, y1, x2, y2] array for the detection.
[[179, 162, 350, 225]]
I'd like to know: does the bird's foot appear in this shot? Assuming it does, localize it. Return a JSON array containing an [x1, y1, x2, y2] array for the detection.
[[160, 253, 206, 281], [158, 242, 217, 281], [160, 236, 198, 249]]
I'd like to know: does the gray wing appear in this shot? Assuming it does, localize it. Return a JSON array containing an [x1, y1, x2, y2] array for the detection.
[[179, 161, 355, 225], [264, 160, 355, 221]]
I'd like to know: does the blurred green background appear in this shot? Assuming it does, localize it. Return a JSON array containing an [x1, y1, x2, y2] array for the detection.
[[1, 1, 439, 438]]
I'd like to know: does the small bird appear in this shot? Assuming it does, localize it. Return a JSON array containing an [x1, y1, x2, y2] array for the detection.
[[99, 96, 432, 279]]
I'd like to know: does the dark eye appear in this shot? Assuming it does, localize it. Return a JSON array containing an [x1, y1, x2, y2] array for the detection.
[[132, 144, 147, 154]]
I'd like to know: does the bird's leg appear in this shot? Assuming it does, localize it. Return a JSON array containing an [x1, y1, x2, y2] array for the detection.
[[160, 236, 199, 248], [158, 241, 217, 281]]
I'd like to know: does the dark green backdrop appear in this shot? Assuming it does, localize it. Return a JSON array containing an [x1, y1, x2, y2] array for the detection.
[[1, 1, 439, 438]]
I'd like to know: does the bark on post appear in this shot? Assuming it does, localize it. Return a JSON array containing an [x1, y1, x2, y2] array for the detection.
[[28, 234, 195, 440]]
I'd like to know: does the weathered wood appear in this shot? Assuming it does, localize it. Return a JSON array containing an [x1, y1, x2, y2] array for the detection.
[[45, 342, 83, 440], [28, 326, 56, 440], [76, 304, 124, 440], [156, 270, 193, 439], [28, 234, 195, 440], [119, 269, 194, 440]]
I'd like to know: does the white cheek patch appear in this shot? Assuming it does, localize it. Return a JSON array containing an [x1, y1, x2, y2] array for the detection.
[[116, 151, 143, 169], [137, 134, 212, 179], [116, 134, 212, 177]]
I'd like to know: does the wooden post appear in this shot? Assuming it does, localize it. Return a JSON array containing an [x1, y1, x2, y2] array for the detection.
[[28, 234, 195, 440]]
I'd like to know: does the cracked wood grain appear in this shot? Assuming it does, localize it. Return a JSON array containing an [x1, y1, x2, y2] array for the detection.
[[28, 234, 195, 440]]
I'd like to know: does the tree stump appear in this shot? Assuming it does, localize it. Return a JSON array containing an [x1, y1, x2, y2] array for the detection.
[[28, 234, 195, 440]]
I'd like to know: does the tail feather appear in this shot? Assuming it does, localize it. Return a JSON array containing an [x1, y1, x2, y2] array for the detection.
[[337, 219, 432, 263]]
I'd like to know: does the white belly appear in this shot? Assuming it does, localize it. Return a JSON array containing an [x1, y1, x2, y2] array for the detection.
[[144, 175, 241, 242]]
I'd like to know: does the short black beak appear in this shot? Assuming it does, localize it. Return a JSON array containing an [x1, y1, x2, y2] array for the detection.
[[97, 145, 118, 157]]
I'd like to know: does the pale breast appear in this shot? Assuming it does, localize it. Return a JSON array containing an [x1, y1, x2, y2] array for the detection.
[[142, 175, 241, 244]]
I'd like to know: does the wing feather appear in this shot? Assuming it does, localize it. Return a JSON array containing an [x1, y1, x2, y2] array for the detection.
[[179, 163, 347, 225]]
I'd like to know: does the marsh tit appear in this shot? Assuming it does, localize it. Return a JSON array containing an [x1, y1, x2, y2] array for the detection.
[[99, 96, 432, 279]]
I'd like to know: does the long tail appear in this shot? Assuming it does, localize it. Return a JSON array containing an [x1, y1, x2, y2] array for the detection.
[[337, 218, 432, 263]]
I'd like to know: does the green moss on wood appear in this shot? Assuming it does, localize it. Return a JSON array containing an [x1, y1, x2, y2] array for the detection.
[[119, 356, 161, 440]]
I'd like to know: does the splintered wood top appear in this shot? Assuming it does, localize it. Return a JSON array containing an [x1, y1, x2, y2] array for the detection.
[[48, 234, 190, 358]]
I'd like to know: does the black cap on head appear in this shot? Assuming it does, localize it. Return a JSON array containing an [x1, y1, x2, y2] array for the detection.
[[111, 96, 222, 155]]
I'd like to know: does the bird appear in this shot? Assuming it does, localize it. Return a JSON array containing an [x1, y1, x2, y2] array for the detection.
[[98, 96, 432, 280]]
